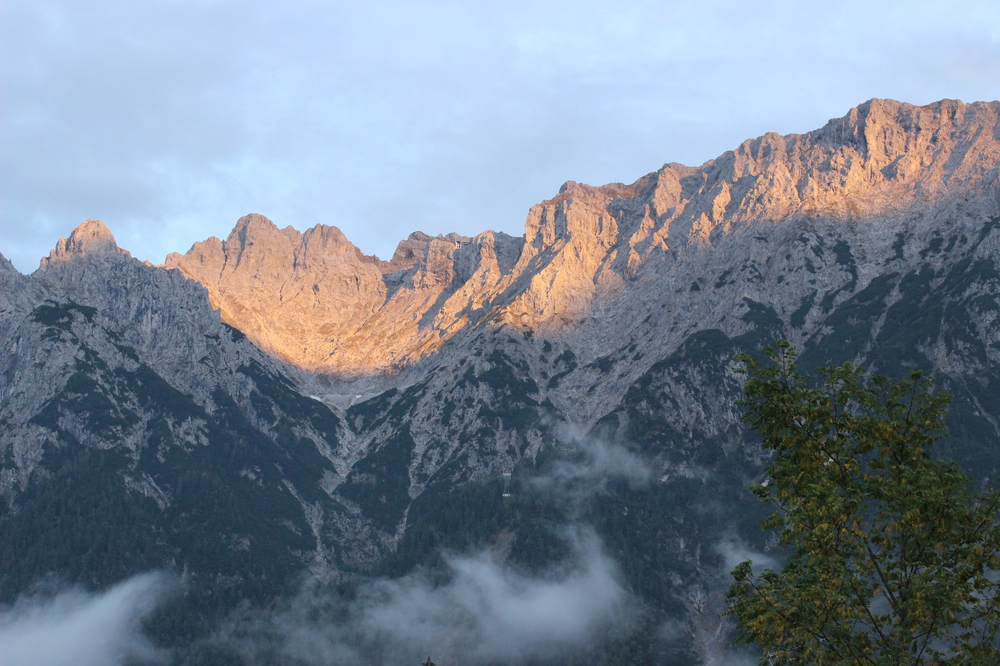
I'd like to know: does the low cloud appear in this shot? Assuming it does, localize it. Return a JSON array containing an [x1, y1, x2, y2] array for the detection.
[[0, 533, 632, 666], [532, 428, 653, 508], [0, 435, 649, 665], [0, 573, 171, 666], [215, 527, 633, 665], [716, 537, 779, 577], [216, 434, 650, 664]]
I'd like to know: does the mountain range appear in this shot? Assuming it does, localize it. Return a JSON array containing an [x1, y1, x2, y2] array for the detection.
[[2, 98, 1000, 664]]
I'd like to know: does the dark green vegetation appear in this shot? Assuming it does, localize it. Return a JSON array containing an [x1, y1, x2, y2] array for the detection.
[[728, 344, 1000, 665]]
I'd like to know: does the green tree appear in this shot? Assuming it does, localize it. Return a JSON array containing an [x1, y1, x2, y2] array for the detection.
[[726, 342, 1000, 665]]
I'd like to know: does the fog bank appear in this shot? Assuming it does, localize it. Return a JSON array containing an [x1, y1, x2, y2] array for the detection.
[[0, 573, 170, 666]]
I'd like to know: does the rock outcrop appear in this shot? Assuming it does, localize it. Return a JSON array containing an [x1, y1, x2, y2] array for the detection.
[[165, 99, 1000, 374]]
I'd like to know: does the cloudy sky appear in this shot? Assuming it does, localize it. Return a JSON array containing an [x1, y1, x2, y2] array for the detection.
[[2, 0, 999, 273]]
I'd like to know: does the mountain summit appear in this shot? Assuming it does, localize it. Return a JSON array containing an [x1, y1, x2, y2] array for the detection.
[[39, 219, 125, 269], [165, 98, 1000, 374]]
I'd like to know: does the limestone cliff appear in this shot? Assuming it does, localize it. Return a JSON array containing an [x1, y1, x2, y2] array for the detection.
[[165, 99, 1000, 374]]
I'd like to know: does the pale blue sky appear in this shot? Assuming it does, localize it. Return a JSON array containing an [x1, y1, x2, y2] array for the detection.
[[2, 0, 999, 272]]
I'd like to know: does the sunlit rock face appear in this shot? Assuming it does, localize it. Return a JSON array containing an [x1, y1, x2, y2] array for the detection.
[[164, 214, 525, 372], [165, 99, 1000, 374], [39, 219, 124, 266], [165, 214, 389, 371]]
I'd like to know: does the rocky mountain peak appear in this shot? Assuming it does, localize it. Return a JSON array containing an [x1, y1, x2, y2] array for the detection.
[[164, 214, 393, 370], [636, 98, 1000, 249], [235, 212, 277, 232], [38, 219, 126, 270], [207, 213, 382, 267], [229, 213, 297, 247], [163, 99, 1000, 374], [385, 231, 472, 273]]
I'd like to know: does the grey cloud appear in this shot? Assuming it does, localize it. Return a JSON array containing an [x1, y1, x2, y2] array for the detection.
[[0, 572, 172, 666], [716, 537, 779, 577], [531, 431, 653, 509], [212, 527, 633, 665], [200, 429, 649, 664]]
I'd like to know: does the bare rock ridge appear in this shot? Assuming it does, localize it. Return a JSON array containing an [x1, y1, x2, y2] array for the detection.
[[163, 98, 1000, 374], [0, 251, 44, 346], [40, 219, 126, 267], [164, 215, 524, 372]]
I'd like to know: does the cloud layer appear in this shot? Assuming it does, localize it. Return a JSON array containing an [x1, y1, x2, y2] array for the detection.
[[0, 573, 170, 666], [219, 527, 632, 665], [0, 437, 650, 665], [532, 432, 653, 509], [0, 536, 632, 665], [209, 438, 651, 664], [3, 0, 999, 272]]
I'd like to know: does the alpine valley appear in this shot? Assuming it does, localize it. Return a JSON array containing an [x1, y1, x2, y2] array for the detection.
[[2, 98, 1000, 665]]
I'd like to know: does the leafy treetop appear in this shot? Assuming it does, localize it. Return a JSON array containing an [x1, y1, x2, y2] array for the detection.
[[726, 342, 1000, 665]]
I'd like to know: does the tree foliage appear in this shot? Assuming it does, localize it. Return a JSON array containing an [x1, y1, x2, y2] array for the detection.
[[726, 342, 1000, 665]]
